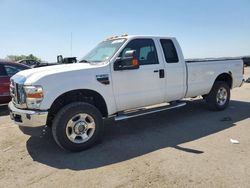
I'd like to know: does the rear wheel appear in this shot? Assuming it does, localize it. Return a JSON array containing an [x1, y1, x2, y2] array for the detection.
[[206, 81, 230, 111], [52, 102, 103, 152]]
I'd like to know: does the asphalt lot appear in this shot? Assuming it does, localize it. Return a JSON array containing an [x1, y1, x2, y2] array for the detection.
[[0, 68, 250, 188]]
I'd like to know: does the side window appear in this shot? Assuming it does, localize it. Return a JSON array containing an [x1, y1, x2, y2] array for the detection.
[[4, 65, 25, 77], [0, 65, 7, 76], [119, 39, 158, 65], [160, 39, 179, 63]]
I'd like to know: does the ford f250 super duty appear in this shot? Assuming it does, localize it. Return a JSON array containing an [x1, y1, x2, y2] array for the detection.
[[8, 35, 244, 151]]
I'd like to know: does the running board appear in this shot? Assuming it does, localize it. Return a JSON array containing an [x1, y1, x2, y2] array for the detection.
[[114, 102, 186, 121]]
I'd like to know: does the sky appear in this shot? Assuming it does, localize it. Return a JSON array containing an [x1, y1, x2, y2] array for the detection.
[[0, 0, 250, 62]]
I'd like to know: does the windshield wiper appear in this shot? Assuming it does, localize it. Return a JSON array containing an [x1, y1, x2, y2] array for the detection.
[[79, 59, 91, 63]]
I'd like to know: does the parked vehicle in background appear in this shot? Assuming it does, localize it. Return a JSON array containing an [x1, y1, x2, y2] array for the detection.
[[57, 55, 77, 64], [17, 59, 57, 68], [17, 59, 39, 68], [242, 57, 250, 66], [8, 35, 244, 152], [0, 61, 30, 104]]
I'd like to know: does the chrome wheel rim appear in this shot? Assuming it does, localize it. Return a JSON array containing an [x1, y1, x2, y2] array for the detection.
[[66, 113, 96, 144], [216, 87, 227, 106]]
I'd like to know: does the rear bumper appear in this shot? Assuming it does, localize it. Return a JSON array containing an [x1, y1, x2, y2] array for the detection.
[[8, 102, 48, 127]]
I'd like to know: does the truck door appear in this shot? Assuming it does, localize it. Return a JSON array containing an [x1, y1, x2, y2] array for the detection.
[[159, 39, 186, 101], [112, 38, 165, 111]]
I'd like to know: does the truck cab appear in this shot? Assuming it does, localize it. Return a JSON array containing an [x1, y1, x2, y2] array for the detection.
[[111, 36, 186, 111]]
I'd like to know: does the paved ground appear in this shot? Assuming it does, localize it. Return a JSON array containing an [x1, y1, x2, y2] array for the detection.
[[0, 68, 250, 188]]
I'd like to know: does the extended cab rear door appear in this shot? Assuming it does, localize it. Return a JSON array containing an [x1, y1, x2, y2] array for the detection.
[[158, 38, 186, 101], [112, 38, 166, 111]]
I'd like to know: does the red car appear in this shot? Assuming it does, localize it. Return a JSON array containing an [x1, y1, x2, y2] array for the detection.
[[0, 61, 30, 104]]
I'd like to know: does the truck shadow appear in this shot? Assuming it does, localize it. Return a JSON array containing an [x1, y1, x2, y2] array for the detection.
[[26, 99, 250, 170]]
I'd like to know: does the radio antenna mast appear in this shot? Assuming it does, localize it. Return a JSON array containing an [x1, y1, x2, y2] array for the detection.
[[70, 32, 72, 56]]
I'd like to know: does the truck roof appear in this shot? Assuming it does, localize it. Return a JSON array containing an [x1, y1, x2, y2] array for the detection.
[[105, 35, 175, 41]]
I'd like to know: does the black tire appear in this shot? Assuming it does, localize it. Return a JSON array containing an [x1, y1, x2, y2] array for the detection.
[[52, 102, 103, 152], [206, 81, 230, 111]]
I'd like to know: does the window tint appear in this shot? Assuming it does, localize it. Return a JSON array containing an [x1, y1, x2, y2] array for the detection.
[[4, 65, 26, 77], [160, 39, 179, 63], [119, 39, 158, 65]]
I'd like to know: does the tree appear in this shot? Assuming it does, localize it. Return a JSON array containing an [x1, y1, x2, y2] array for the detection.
[[6, 54, 41, 62]]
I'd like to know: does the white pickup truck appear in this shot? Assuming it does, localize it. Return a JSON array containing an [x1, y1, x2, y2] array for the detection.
[[9, 35, 244, 151]]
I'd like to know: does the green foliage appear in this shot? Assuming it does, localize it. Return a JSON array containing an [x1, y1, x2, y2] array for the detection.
[[6, 54, 41, 62]]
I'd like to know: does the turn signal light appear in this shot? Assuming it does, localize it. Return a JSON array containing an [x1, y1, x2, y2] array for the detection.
[[26, 92, 44, 98], [132, 59, 139, 66]]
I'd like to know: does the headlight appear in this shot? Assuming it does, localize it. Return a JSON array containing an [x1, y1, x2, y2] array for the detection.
[[23, 86, 44, 109], [17, 84, 26, 104]]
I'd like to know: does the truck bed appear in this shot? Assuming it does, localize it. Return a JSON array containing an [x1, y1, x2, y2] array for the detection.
[[185, 58, 243, 98], [185, 57, 241, 63]]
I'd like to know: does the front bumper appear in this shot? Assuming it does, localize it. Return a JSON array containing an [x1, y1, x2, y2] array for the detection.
[[240, 79, 245, 87], [8, 102, 48, 127]]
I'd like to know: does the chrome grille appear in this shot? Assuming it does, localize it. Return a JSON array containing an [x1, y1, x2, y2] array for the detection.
[[10, 80, 18, 103], [10, 79, 26, 108]]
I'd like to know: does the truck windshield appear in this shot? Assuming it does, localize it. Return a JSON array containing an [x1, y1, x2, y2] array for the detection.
[[79, 39, 126, 63]]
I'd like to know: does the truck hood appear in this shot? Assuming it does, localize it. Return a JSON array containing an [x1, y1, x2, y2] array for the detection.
[[12, 63, 104, 85]]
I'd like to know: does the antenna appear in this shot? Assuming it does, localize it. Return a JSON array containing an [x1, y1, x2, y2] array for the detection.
[[70, 32, 72, 56]]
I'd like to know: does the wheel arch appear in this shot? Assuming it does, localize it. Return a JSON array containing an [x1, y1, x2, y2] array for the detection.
[[214, 72, 233, 89], [46, 89, 108, 127]]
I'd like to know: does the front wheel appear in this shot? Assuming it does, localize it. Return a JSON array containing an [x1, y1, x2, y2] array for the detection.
[[206, 81, 230, 111], [52, 102, 103, 152]]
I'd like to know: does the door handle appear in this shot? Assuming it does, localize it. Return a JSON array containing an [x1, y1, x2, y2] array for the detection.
[[153, 69, 164, 78], [159, 69, 165, 78]]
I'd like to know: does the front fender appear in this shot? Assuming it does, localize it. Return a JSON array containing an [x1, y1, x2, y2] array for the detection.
[[35, 70, 117, 115]]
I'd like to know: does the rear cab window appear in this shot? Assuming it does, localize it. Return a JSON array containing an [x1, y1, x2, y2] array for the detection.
[[160, 39, 179, 63]]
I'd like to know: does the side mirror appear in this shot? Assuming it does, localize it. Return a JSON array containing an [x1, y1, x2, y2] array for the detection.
[[114, 50, 140, 71], [57, 55, 63, 64]]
